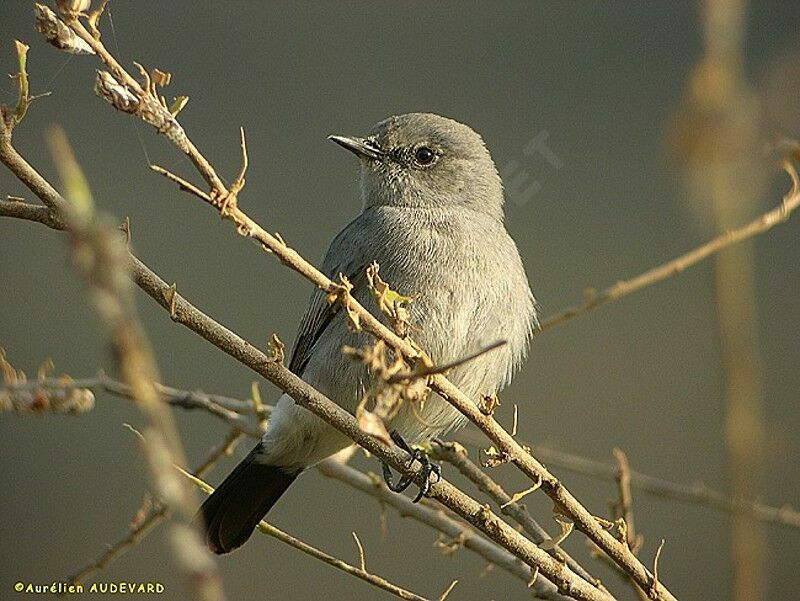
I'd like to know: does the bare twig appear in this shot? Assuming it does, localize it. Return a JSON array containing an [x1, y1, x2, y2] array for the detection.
[[351, 532, 366, 572], [650, 541, 666, 600], [528, 445, 800, 530], [436, 580, 458, 601], [431, 441, 605, 591], [610, 449, 647, 601], [1, 40, 31, 132], [182, 469, 433, 601], [385, 339, 507, 383], [0, 373, 264, 435], [539, 161, 800, 332], [612, 449, 642, 553], [51, 19, 670, 596]]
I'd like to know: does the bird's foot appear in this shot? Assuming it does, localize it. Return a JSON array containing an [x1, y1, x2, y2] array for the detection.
[[382, 431, 442, 503]]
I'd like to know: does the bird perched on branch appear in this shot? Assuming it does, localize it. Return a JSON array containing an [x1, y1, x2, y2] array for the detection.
[[197, 113, 537, 554]]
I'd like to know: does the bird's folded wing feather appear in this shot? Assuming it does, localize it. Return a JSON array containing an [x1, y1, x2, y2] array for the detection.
[[288, 216, 370, 376]]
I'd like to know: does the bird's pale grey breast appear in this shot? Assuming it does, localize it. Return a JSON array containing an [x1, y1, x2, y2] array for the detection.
[[303, 204, 536, 444]]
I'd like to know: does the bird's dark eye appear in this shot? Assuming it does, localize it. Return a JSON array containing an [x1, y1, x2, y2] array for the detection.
[[414, 146, 436, 165]]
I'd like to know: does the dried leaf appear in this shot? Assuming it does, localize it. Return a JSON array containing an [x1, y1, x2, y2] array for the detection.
[[150, 68, 171, 88], [266, 333, 285, 363], [481, 445, 510, 468], [56, 0, 91, 13], [366, 262, 413, 336], [327, 275, 361, 331], [478, 393, 500, 416]]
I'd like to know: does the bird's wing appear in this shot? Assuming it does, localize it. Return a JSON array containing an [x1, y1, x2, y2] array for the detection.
[[288, 216, 370, 376]]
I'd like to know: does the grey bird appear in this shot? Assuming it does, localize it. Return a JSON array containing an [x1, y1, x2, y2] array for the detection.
[[197, 113, 537, 554]]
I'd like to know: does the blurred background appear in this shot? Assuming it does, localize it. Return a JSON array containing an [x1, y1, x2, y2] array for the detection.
[[1, 2, 799, 600]]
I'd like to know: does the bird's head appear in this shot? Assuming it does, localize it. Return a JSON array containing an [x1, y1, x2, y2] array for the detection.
[[329, 113, 504, 220]]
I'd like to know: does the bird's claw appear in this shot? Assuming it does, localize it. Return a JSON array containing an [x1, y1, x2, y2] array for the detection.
[[382, 431, 441, 503]]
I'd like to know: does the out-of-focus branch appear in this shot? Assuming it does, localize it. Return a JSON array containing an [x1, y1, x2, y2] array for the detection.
[[0, 372, 264, 436], [673, 1, 768, 597], [539, 161, 800, 332], [45, 126, 226, 601], [48, 14, 668, 597], [67, 429, 244, 587], [0, 350, 95, 415], [183, 470, 436, 601]]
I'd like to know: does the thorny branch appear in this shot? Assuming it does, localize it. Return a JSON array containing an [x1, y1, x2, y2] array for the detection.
[[539, 159, 800, 332], [315, 458, 575, 601], [431, 441, 605, 591], [1, 4, 798, 600], [39, 10, 675, 598], [0, 136, 608, 599], [2, 333, 797, 535], [529, 444, 800, 530]]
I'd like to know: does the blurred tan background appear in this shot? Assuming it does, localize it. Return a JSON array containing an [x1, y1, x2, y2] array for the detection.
[[1, 2, 799, 600]]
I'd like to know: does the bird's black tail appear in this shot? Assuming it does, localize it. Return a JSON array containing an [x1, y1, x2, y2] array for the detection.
[[195, 444, 298, 554]]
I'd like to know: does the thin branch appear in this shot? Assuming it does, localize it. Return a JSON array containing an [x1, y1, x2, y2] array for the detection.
[[150, 164, 213, 202], [386, 339, 507, 383], [611, 449, 647, 601], [529, 445, 800, 530], [431, 441, 605, 591], [352, 532, 366, 572], [436, 580, 458, 601], [50, 18, 674, 596], [182, 469, 434, 601], [0, 374, 264, 436], [0, 197, 64, 228], [315, 459, 574, 601], [539, 160, 800, 332], [612, 449, 641, 554], [0, 198, 608, 598]]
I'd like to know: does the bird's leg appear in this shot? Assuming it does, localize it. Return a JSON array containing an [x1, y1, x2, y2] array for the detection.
[[381, 431, 442, 503]]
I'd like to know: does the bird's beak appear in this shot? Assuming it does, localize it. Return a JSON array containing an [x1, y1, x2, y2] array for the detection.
[[328, 135, 384, 160]]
